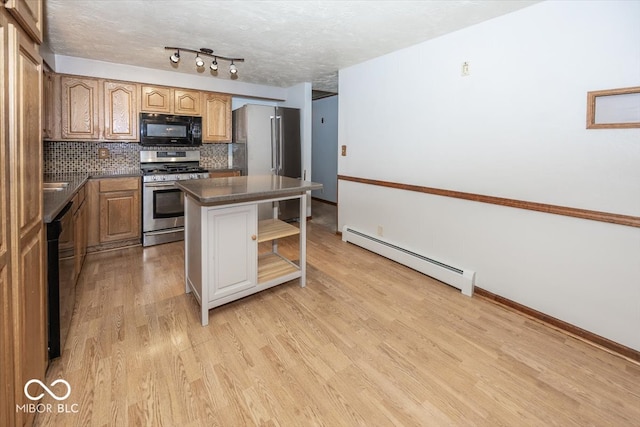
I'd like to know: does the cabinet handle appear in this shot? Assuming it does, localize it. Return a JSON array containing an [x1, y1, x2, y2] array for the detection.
[[251, 235, 257, 241]]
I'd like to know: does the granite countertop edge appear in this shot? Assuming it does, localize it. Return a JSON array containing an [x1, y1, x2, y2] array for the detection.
[[176, 176, 323, 206]]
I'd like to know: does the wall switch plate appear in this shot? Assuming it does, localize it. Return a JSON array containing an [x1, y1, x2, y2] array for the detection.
[[98, 147, 110, 159], [461, 61, 470, 76], [341, 145, 347, 156]]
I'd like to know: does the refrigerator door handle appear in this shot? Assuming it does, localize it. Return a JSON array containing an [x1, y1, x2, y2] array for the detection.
[[277, 115, 284, 175], [270, 115, 277, 174]]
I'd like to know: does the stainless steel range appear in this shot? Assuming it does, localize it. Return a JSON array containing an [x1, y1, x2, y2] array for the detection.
[[141, 150, 209, 246]]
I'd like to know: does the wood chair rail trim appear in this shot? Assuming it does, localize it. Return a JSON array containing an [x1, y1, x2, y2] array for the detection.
[[338, 175, 640, 228]]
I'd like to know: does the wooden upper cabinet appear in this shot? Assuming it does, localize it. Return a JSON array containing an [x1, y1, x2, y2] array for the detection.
[[141, 85, 201, 116], [4, 0, 42, 43], [174, 89, 201, 115], [202, 92, 232, 142], [42, 71, 57, 140], [104, 81, 138, 140], [140, 85, 172, 113], [61, 76, 100, 140]]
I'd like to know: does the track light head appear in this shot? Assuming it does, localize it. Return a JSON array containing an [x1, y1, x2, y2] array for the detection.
[[229, 61, 237, 75], [169, 50, 180, 63], [210, 58, 218, 71], [195, 54, 204, 68]]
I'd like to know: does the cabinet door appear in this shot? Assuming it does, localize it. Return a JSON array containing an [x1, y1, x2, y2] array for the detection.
[[99, 190, 140, 243], [8, 21, 45, 427], [174, 89, 201, 115], [4, 0, 42, 43], [61, 76, 100, 140], [141, 85, 172, 113], [202, 92, 232, 142], [42, 70, 58, 139], [0, 12, 15, 427], [208, 204, 257, 301], [14, 231, 45, 427], [104, 80, 138, 140], [85, 179, 100, 248], [74, 198, 87, 279]]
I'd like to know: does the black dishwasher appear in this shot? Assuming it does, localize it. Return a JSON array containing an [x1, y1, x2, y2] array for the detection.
[[46, 201, 76, 359]]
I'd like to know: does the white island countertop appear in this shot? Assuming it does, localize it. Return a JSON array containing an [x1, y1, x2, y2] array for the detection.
[[176, 175, 323, 206]]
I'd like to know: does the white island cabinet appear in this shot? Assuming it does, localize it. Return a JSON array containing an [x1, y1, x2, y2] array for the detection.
[[177, 175, 323, 326]]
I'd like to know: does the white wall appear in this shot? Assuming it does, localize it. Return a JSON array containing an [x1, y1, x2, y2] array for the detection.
[[338, 1, 640, 350], [312, 96, 338, 203]]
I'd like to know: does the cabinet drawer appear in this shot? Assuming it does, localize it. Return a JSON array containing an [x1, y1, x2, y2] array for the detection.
[[99, 177, 139, 192]]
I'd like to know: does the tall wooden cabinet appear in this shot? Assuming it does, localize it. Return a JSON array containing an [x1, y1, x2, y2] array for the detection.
[[4, 0, 42, 43], [0, 13, 14, 427], [1, 6, 45, 427]]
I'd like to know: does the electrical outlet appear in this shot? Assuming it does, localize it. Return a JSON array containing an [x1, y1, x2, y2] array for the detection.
[[377, 225, 383, 237], [341, 145, 347, 156], [98, 148, 110, 159]]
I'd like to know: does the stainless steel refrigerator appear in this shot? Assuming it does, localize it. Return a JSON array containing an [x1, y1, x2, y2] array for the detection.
[[232, 104, 302, 221]]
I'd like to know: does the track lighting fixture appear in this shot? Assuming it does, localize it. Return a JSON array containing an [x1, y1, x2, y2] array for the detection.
[[165, 46, 244, 77]]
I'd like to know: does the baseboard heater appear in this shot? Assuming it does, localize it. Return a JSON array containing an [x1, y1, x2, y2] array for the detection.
[[342, 226, 475, 296]]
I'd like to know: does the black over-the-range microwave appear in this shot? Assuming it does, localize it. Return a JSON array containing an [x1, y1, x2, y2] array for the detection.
[[139, 113, 202, 146]]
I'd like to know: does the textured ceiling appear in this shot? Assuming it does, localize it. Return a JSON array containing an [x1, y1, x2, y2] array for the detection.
[[45, 0, 539, 93]]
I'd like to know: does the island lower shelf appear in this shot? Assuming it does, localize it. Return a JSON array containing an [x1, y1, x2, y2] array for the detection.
[[259, 252, 300, 284]]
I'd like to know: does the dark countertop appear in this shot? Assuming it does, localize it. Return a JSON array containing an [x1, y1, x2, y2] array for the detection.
[[176, 175, 323, 206], [43, 171, 142, 223], [43, 173, 90, 223], [43, 168, 240, 223]]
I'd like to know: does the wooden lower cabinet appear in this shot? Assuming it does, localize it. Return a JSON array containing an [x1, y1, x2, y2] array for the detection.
[[73, 186, 87, 279], [87, 177, 141, 251]]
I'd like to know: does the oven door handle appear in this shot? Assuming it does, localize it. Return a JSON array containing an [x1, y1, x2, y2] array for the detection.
[[144, 182, 179, 188]]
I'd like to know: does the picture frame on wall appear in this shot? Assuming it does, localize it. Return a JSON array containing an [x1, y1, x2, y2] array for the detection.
[[586, 86, 640, 129]]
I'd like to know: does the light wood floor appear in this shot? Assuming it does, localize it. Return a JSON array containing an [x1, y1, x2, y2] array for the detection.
[[36, 218, 640, 426]]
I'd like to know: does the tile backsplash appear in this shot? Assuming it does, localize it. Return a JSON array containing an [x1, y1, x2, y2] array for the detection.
[[43, 141, 230, 174]]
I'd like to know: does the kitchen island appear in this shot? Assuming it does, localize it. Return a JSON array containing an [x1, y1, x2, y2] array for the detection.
[[176, 175, 323, 326]]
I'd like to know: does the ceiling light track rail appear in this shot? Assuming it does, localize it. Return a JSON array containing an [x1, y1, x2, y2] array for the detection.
[[165, 46, 244, 75]]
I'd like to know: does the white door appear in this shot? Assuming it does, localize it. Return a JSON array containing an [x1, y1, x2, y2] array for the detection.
[[207, 204, 257, 301]]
